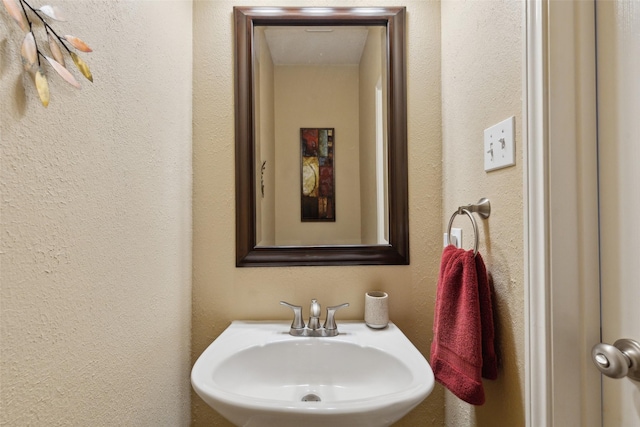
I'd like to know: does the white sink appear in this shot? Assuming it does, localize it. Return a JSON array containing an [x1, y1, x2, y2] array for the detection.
[[191, 321, 434, 427]]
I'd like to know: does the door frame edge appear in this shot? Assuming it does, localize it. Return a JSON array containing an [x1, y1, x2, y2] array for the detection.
[[524, 1, 601, 426], [524, 0, 552, 424]]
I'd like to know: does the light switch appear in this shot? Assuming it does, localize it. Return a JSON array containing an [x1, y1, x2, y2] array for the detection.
[[484, 116, 515, 172]]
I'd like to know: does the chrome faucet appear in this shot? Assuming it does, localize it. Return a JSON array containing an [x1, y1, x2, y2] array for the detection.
[[280, 299, 349, 337], [308, 299, 322, 331]]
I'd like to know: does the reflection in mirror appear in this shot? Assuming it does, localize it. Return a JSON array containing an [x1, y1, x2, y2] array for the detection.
[[235, 7, 408, 266], [254, 25, 389, 246]]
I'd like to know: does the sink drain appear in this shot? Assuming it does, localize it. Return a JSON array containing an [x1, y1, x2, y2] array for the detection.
[[301, 393, 321, 402]]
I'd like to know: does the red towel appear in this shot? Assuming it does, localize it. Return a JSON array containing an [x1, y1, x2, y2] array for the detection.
[[430, 245, 498, 405]]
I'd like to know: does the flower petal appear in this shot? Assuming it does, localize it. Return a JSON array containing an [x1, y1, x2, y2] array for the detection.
[[35, 69, 50, 107], [64, 35, 92, 53], [2, 0, 28, 32], [45, 55, 80, 88], [70, 52, 93, 82], [38, 5, 66, 21], [48, 33, 65, 66], [21, 32, 37, 71]]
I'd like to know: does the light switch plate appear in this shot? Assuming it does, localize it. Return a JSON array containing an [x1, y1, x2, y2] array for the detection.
[[484, 116, 515, 172]]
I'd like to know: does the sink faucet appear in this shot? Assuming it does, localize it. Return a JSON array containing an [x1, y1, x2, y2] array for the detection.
[[280, 299, 349, 337], [308, 299, 321, 330]]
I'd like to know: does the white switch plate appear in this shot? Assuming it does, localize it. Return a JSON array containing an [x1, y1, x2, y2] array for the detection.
[[450, 228, 462, 248], [484, 116, 515, 172], [443, 228, 462, 248]]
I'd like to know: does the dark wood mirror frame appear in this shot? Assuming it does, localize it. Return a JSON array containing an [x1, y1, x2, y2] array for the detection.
[[234, 6, 409, 267]]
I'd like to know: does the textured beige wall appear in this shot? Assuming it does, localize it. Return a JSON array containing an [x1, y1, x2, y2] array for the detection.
[[0, 1, 193, 425], [441, 1, 525, 426], [192, 1, 442, 425]]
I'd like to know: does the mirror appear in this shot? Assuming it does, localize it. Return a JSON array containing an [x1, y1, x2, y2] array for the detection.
[[254, 25, 389, 247], [235, 6, 408, 266]]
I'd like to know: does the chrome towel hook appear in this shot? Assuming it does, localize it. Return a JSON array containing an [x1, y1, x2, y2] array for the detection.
[[446, 198, 491, 256]]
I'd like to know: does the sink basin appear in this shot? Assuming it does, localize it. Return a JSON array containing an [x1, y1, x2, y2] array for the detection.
[[191, 321, 434, 427]]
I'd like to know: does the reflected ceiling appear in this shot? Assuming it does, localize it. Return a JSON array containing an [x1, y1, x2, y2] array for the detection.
[[263, 27, 370, 65]]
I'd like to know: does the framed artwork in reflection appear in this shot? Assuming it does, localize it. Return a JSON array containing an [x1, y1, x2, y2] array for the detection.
[[300, 128, 335, 221]]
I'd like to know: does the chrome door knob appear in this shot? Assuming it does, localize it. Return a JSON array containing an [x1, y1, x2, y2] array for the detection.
[[591, 338, 640, 381]]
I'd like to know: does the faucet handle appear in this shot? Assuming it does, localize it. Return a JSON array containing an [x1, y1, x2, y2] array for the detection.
[[280, 301, 305, 330], [323, 303, 350, 330]]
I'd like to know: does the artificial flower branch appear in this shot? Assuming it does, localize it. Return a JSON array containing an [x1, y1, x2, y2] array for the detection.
[[2, 0, 94, 107], [20, 0, 91, 58]]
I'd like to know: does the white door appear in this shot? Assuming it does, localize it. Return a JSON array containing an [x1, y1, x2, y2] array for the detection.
[[594, 0, 640, 425]]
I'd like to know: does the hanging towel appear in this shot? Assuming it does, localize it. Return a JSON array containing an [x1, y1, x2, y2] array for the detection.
[[430, 245, 498, 405]]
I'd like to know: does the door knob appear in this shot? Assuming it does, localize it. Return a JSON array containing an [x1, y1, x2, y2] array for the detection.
[[591, 338, 640, 381]]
